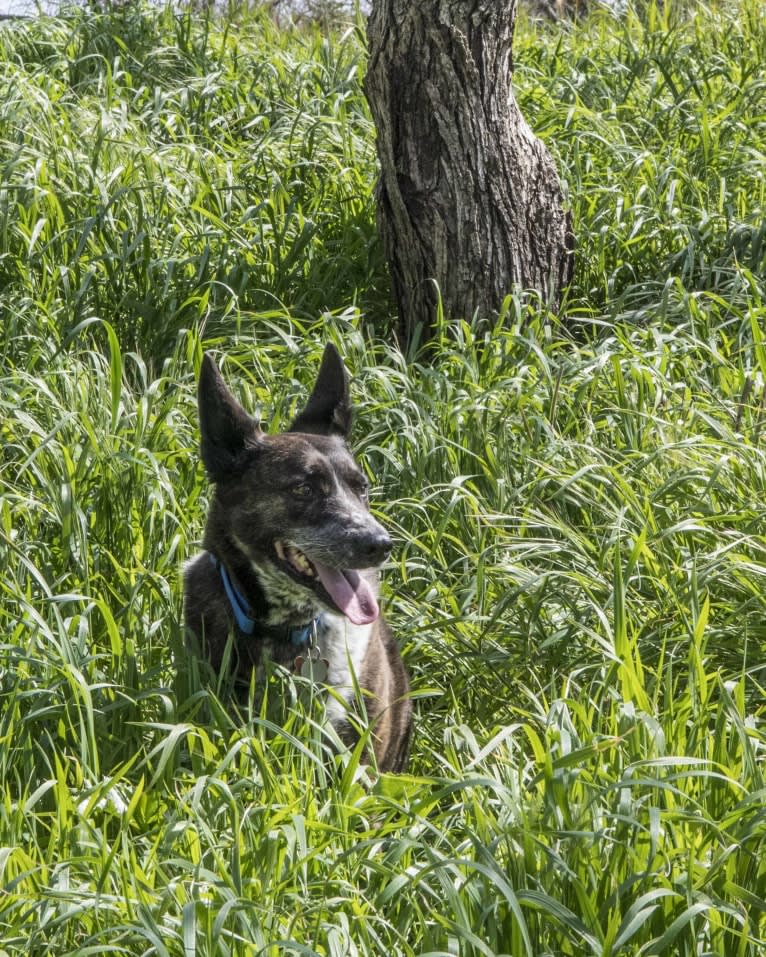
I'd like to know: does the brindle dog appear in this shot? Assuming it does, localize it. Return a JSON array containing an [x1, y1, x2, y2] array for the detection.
[[184, 344, 412, 772]]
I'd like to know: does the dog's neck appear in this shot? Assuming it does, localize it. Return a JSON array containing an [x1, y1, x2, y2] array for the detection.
[[207, 548, 321, 645]]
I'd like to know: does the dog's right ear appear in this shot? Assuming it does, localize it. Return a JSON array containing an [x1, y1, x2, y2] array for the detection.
[[197, 353, 262, 482], [288, 343, 352, 437]]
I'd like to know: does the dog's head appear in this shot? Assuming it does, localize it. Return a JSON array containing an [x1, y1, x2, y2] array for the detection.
[[197, 344, 391, 625]]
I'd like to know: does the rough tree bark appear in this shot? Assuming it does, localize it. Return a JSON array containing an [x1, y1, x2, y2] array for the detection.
[[365, 0, 573, 344]]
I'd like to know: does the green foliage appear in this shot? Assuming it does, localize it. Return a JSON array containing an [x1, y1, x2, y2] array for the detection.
[[0, 3, 382, 360], [516, 0, 766, 321], [1, 1, 765, 954]]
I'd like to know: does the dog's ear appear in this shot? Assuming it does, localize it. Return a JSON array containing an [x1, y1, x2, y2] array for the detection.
[[198, 353, 262, 481], [289, 343, 352, 438]]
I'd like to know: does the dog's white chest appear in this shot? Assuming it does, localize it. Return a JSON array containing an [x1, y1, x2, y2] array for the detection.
[[316, 613, 372, 724]]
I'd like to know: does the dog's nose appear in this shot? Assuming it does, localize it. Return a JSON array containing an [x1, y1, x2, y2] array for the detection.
[[361, 529, 392, 565]]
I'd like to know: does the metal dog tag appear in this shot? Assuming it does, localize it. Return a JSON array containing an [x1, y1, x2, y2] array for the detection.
[[294, 645, 329, 683], [300, 655, 329, 683]]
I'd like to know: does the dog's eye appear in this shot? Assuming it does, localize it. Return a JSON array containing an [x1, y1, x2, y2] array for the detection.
[[293, 482, 313, 498], [358, 479, 370, 502]]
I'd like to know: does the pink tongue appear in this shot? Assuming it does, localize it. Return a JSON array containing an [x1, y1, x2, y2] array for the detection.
[[315, 564, 379, 625]]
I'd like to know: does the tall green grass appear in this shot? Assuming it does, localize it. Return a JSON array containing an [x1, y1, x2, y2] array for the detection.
[[1, 1, 765, 954], [0, 4, 382, 359]]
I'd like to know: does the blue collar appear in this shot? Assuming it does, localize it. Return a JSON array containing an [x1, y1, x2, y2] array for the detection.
[[209, 552, 319, 647]]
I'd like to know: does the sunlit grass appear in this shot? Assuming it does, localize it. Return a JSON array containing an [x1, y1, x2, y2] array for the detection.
[[0, 4, 383, 360], [1, 0, 765, 953]]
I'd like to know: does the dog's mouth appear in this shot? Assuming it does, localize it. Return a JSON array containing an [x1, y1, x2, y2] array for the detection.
[[273, 539, 379, 626]]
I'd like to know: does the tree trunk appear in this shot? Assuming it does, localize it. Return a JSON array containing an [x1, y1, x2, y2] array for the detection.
[[365, 0, 573, 345]]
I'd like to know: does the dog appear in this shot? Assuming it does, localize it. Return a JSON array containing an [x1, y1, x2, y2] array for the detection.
[[184, 344, 412, 773]]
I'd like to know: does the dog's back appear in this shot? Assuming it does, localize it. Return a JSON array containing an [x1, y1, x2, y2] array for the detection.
[[184, 345, 412, 772]]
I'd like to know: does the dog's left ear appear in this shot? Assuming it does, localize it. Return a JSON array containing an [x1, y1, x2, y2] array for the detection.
[[289, 343, 352, 438], [198, 353, 262, 482]]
